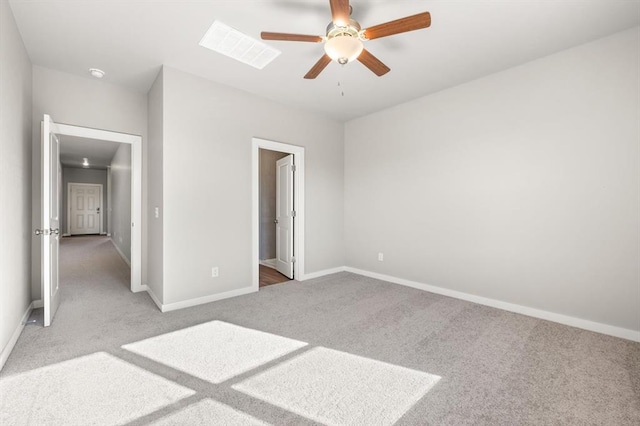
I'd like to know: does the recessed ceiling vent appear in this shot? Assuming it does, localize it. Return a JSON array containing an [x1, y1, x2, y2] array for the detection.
[[199, 21, 281, 70]]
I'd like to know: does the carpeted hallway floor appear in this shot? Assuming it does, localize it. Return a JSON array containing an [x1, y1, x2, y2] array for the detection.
[[1, 236, 639, 425]]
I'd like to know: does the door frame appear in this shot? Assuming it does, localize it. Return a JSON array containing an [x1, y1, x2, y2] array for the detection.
[[252, 138, 305, 290], [54, 123, 143, 293], [67, 182, 104, 235]]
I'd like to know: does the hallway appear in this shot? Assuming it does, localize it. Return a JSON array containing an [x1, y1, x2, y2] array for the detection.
[[60, 236, 131, 294], [3, 236, 155, 376]]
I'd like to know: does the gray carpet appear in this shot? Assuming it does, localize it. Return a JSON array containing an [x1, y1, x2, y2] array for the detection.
[[1, 236, 639, 425]]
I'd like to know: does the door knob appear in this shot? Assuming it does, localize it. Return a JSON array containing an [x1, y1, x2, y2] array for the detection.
[[50, 228, 59, 235], [274, 219, 278, 224]]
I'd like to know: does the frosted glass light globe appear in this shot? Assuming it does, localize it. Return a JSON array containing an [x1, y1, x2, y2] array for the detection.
[[324, 36, 363, 64]]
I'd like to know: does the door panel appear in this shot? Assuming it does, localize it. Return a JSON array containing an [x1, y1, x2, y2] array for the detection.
[[70, 184, 101, 235], [275, 155, 294, 279], [41, 114, 61, 327]]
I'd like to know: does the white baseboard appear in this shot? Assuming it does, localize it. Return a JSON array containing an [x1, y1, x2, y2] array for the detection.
[[62, 233, 71, 237], [301, 266, 346, 281], [145, 285, 163, 311], [132, 284, 149, 294], [32, 299, 43, 309], [0, 301, 37, 371], [109, 238, 131, 267], [150, 286, 257, 313], [260, 259, 277, 269], [345, 267, 640, 343]]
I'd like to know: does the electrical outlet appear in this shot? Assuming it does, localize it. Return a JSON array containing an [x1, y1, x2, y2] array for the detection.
[[378, 253, 384, 261], [211, 267, 219, 278]]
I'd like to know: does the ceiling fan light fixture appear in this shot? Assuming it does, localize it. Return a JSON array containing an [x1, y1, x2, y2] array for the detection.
[[324, 35, 363, 64], [261, 2, 431, 78]]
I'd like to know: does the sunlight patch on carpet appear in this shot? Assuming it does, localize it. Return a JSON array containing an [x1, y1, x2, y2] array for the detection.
[[233, 347, 441, 426], [0, 352, 194, 426], [122, 321, 307, 384], [152, 398, 270, 425]]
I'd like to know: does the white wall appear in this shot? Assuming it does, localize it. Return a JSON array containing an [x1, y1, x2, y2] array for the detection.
[[157, 66, 344, 305], [345, 27, 640, 332], [61, 167, 108, 234], [0, 0, 33, 366], [147, 69, 164, 301], [31, 66, 148, 299], [110, 144, 131, 261]]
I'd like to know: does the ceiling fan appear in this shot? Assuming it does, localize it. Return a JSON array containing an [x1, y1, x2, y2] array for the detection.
[[261, 0, 431, 79]]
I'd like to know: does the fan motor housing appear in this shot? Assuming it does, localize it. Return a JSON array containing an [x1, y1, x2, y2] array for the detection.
[[326, 19, 362, 40]]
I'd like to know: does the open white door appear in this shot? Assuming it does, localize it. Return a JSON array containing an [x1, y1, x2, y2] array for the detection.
[[38, 114, 61, 327], [275, 155, 294, 279]]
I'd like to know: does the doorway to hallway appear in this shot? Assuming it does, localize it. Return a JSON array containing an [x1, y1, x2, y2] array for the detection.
[[252, 138, 306, 291], [258, 148, 293, 287], [35, 116, 143, 327]]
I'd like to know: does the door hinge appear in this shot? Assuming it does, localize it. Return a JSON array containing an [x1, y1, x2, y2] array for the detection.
[[291, 257, 296, 263], [291, 164, 296, 172], [291, 210, 296, 217]]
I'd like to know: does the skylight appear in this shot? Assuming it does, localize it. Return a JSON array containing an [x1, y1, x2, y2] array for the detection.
[[199, 21, 281, 70]]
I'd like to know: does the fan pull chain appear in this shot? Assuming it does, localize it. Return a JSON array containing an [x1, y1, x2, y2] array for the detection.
[[338, 63, 345, 97]]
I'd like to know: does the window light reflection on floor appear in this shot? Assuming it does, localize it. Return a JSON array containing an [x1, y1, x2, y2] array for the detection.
[[151, 398, 271, 426], [233, 346, 441, 426], [0, 352, 195, 425], [122, 320, 308, 384]]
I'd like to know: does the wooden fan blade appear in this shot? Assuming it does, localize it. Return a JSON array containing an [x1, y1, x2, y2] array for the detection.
[[304, 54, 332, 79], [363, 12, 431, 40], [261, 32, 323, 43], [357, 49, 390, 76], [330, 0, 351, 25]]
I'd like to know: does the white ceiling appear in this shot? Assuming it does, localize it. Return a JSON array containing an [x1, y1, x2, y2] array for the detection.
[[59, 135, 121, 169], [9, 0, 640, 121]]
